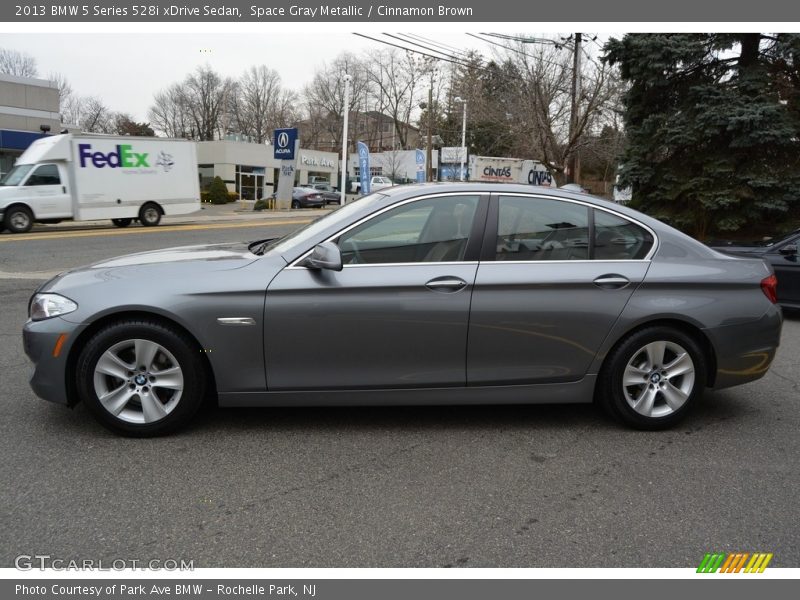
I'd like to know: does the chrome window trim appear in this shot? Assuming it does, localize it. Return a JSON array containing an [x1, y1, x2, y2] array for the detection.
[[287, 191, 487, 269], [494, 192, 659, 262]]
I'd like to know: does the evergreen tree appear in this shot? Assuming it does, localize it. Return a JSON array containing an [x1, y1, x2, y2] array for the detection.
[[605, 34, 800, 238]]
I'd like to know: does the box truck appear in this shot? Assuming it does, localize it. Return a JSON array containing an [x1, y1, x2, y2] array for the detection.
[[0, 134, 200, 233], [468, 156, 556, 187]]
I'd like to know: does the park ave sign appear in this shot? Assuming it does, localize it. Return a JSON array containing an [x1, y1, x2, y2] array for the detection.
[[301, 154, 335, 168]]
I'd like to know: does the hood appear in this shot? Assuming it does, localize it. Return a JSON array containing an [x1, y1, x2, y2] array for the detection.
[[40, 241, 261, 293]]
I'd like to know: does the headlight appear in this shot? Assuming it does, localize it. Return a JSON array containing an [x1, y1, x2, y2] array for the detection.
[[29, 293, 78, 321]]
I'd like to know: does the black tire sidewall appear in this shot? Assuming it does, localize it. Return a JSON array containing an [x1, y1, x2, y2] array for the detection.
[[5, 206, 33, 233], [139, 204, 161, 226], [601, 326, 707, 430], [112, 218, 132, 227], [76, 320, 205, 436]]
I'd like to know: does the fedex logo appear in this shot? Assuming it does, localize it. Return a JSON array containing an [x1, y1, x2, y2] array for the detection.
[[78, 144, 149, 168]]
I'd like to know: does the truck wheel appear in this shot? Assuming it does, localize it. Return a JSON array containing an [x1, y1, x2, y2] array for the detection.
[[4, 205, 34, 234], [139, 203, 162, 227], [112, 218, 133, 228]]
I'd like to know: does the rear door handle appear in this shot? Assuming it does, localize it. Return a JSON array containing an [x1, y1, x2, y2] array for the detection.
[[425, 276, 467, 292], [593, 274, 630, 289]]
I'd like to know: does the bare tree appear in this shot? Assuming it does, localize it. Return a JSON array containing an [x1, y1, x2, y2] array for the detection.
[[499, 39, 620, 183], [0, 47, 38, 77], [182, 65, 234, 141], [304, 53, 370, 152], [364, 48, 431, 149], [149, 83, 193, 138], [78, 96, 114, 133], [232, 65, 296, 143]]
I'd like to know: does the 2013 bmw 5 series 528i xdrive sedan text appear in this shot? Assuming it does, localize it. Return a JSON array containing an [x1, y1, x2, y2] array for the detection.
[[23, 183, 782, 436]]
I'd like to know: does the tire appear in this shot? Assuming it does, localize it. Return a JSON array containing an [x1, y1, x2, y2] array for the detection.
[[76, 319, 207, 437], [138, 203, 162, 227], [4, 205, 34, 234], [112, 218, 132, 228], [598, 326, 707, 430], [291, 200, 300, 209]]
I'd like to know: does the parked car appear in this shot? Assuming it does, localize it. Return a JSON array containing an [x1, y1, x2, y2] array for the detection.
[[353, 176, 394, 194], [308, 182, 341, 205], [709, 229, 799, 308], [23, 183, 782, 436]]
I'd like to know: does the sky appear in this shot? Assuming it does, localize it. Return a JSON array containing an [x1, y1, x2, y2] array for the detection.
[[0, 32, 505, 122]]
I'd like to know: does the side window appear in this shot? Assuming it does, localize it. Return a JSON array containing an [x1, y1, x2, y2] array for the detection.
[[337, 195, 480, 264], [594, 210, 654, 260], [496, 196, 589, 261], [25, 164, 61, 186]]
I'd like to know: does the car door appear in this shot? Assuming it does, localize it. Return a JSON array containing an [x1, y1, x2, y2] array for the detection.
[[766, 233, 800, 305], [264, 193, 488, 390], [22, 163, 71, 218], [467, 194, 655, 385]]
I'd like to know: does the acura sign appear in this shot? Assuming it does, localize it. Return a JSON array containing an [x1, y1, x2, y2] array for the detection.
[[273, 128, 298, 160]]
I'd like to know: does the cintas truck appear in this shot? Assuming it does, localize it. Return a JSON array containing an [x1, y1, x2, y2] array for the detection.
[[468, 155, 556, 187], [0, 133, 200, 233]]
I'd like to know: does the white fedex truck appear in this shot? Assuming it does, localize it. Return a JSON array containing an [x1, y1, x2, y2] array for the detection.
[[0, 134, 200, 233]]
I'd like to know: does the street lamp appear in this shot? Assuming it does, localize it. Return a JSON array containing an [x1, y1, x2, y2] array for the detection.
[[453, 97, 467, 182], [340, 73, 352, 206]]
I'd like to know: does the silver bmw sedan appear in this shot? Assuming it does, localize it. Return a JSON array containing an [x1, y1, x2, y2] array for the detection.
[[23, 183, 782, 436]]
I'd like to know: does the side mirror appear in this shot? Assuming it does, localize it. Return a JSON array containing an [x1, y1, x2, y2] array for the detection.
[[307, 241, 343, 271], [779, 243, 797, 256]]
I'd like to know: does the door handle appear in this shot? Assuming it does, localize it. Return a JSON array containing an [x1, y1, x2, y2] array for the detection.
[[62, 186, 66, 194], [593, 274, 630, 289], [425, 276, 467, 292]]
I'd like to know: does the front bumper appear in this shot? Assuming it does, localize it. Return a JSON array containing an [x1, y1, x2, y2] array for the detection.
[[705, 304, 783, 389], [22, 316, 81, 405]]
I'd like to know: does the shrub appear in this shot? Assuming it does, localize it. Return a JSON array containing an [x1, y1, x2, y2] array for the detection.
[[207, 176, 229, 205], [253, 199, 268, 211]]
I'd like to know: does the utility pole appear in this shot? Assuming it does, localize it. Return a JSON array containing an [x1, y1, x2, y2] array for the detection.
[[426, 86, 433, 182], [567, 32, 582, 185]]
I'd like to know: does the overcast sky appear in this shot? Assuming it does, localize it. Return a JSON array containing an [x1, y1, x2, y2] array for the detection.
[[1, 32, 506, 122]]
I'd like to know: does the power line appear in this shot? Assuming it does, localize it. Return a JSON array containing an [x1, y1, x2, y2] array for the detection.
[[400, 33, 475, 60]]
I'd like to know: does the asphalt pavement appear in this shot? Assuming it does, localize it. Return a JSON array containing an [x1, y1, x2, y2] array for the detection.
[[0, 217, 798, 568]]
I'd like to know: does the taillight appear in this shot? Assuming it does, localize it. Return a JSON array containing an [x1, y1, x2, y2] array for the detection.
[[761, 274, 778, 304]]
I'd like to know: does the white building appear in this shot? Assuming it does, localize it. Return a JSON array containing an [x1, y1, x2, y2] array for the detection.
[[196, 141, 339, 199]]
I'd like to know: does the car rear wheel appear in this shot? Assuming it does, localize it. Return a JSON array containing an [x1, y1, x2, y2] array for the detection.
[[291, 200, 300, 209], [112, 218, 132, 228], [598, 326, 706, 430], [4, 205, 34, 233], [138, 203, 162, 227], [76, 319, 206, 436]]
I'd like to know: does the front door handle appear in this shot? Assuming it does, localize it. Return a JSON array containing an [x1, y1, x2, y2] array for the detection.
[[425, 276, 467, 292], [593, 274, 630, 289]]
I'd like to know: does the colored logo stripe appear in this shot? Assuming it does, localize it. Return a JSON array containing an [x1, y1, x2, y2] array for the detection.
[[697, 552, 772, 573]]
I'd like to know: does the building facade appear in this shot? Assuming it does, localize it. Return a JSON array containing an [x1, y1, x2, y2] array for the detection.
[[0, 73, 61, 179]]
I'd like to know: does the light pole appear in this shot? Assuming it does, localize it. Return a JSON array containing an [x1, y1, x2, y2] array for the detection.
[[454, 96, 467, 182], [340, 73, 352, 206]]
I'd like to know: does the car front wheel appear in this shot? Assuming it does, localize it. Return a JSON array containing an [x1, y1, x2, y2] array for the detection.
[[599, 326, 707, 430], [76, 319, 206, 436]]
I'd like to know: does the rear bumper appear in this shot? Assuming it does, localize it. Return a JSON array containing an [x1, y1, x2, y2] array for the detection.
[[704, 305, 783, 389]]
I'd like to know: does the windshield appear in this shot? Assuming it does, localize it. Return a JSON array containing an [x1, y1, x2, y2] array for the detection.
[[0, 164, 34, 186], [761, 229, 800, 247], [260, 193, 388, 255]]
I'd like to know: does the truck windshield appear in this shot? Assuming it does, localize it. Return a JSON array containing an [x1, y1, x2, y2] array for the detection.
[[0, 164, 33, 186]]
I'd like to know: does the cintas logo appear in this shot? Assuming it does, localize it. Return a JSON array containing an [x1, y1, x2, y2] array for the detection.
[[78, 144, 150, 169]]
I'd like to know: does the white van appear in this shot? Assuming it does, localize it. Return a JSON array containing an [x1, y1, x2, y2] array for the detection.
[[0, 134, 200, 233]]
